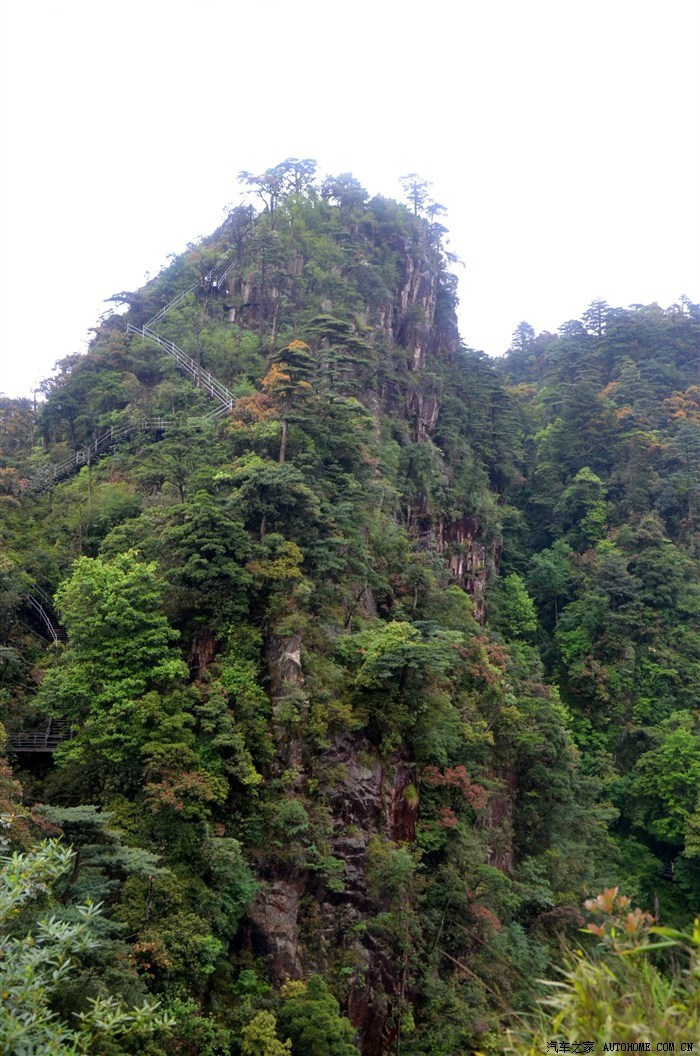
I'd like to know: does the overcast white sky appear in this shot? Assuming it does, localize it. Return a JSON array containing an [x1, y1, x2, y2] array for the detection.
[[1, 0, 699, 399]]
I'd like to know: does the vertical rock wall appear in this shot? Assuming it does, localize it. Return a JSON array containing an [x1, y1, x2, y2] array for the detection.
[[244, 221, 504, 1054]]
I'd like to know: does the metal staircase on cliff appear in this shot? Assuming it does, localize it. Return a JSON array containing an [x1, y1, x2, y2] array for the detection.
[[9, 591, 71, 750], [13, 254, 244, 747], [125, 325, 236, 413], [7, 718, 70, 754], [23, 584, 66, 644], [28, 417, 178, 494], [144, 247, 236, 328], [26, 249, 239, 494]]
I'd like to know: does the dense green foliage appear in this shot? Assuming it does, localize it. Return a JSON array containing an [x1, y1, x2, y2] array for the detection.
[[0, 163, 697, 1053], [0, 836, 173, 1054], [505, 890, 700, 1052], [500, 304, 700, 920]]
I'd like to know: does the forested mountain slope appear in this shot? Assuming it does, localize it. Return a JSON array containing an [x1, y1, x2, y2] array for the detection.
[[500, 305, 700, 910], [0, 163, 698, 1055]]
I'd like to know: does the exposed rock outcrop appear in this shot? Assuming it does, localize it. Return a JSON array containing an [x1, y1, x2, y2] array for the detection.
[[240, 204, 495, 1055], [247, 873, 307, 979], [246, 714, 419, 1054], [435, 514, 502, 624], [266, 632, 307, 774], [480, 769, 517, 875]]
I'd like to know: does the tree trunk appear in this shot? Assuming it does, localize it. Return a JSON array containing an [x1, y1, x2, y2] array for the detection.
[[269, 294, 280, 351], [87, 454, 92, 527], [279, 418, 288, 464]]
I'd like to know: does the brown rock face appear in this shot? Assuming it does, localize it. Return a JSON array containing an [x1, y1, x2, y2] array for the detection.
[[245, 718, 419, 1054], [393, 243, 438, 372], [320, 736, 418, 1056], [407, 386, 440, 442], [246, 873, 307, 979], [266, 633, 305, 709], [405, 503, 501, 624], [241, 223, 492, 1053], [382, 238, 499, 622], [243, 633, 310, 981], [266, 633, 307, 774], [435, 515, 502, 624], [480, 769, 518, 875], [188, 627, 217, 678], [321, 735, 417, 879]]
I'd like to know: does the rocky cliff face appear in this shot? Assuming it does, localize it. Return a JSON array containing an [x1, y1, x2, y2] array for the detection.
[[387, 236, 498, 622], [247, 708, 418, 1054], [405, 500, 501, 625], [241, 214, 503, 1054], [435, 514, 502, 624], [244, 634, 310, 976], [320, 735, 418, 1055], [391, 233, 459, 372]]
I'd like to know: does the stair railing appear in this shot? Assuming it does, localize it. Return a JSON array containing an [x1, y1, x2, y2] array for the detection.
[[28, 245, 240, 493]]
